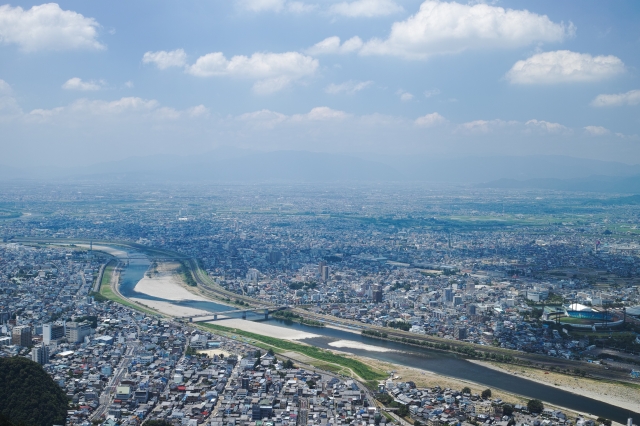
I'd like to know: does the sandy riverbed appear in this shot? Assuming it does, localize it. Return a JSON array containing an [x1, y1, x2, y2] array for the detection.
[[468, 360, 640, 414], [212, 318, 320, 340], [129, 262, 216, 317], [328, 340, 395, 352]]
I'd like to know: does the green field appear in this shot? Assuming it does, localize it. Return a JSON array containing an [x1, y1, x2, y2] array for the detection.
[[559, 316, 598, 325], [200, 323, 385, 381]]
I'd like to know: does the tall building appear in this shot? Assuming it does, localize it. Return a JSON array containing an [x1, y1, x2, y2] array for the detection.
[[43, 323, 65, 344], [373, 285, 383, 303], [467, 304, 477, 316], [321, 265, 329, 281], [31, 344, 49, 365], [454, 326, 467, 340], [318, 261, 326, 276], [453, 295, 463, 306], [444, 288, 454, 303], [12, 325, 32, 347], [246, 269, 259, 283], [66, 321, 92, 343], [267, 251, 282, 264]]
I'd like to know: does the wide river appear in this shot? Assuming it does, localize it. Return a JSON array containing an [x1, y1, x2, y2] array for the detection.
[[111, 248, 638, 423]]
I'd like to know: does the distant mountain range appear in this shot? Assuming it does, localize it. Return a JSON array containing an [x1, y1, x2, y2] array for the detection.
[[477, 175, 640, 193], [2, 150, 640, 193]]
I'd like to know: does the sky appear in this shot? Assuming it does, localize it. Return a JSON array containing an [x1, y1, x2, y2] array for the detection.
[[0, 0, 639, 169]]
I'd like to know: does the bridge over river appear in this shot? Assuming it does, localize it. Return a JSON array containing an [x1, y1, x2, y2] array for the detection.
[[177, 306, 287, 322]]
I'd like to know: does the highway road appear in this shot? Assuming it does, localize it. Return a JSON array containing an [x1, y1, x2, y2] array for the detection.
[[90, 320, 140, 421]]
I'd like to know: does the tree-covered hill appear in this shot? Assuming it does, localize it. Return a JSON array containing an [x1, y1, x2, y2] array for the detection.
[[0, 357, 68, 426]]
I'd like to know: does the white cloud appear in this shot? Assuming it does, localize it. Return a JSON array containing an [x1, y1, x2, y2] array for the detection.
[[252, 76, 294, 95], [359, 0, 572, 59], [0, 79, 11, 94], [238, 109, 288, 128], [458, 119, 517, 133], [305, 36, 363, 55], [236, 0, 286, 12], [238, 106, 348, 127], [62, 77, 105, 91], [584, 125, 609, 136], [0, 3, 104, 52], [590, 89, 640, 107], [27, 97, 207, 122], [124, 81, 134, 88], [329, 0, 403, 18], [423, 89, 440, 98], [397, 90, 413, 101], [325, 80, 373, 95], [287, 2, 317, 13], [142, 49, 187, 69], [187, 105, 210, 117], [236, 0, 315, 13], [415, 112, 446, 127], [30, 97, 158, 119], [506, 51, 625, 84], [525, 119, 569, 133], [293, 106, 349, 121], [186, 51, 318, 93], [0, 80, 21, 117]]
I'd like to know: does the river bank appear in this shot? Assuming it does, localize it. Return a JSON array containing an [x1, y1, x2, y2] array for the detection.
[[129, 261, 215, 317], [468, 360, 640, 414], [350, 355, 617, 424]]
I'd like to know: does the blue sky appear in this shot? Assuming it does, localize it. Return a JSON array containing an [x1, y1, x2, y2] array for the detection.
[[0, 0, 639, 168]]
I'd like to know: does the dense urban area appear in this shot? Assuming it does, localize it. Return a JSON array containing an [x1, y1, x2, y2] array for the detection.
[[0, 182, 639, 426]]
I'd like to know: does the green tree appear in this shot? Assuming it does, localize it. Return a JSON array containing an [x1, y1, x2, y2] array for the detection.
[[527, 399, 544, 414], [462, 387, 471, 394], [0, 358, 68, 426], [481, 389, 492, 399], [596, 418, 612, 426], [502, 404, 513, 416], [397, 404, 409, 417]]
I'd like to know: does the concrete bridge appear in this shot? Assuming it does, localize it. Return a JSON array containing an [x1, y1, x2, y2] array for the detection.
[[178, 306, 287, 322]]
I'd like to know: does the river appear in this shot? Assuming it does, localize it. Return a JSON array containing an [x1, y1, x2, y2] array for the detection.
[[109, 247, 638, 423]]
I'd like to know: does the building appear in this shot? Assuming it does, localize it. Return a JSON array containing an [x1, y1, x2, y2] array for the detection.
[[444, 288, 454, 303], [267, 251, 282, 264], [31, 344, 49, 365], [453, 295, 463, 306], [467, 304, 477, 315], [321, 265, 330, 281], [318, 261, 326, 276], [373, 285, 383, 303], [12, 325, 32, 347], [246, 268, 259, 283], [454, 326, 467, 340], [43, 323, 65, 344], [65, 321, 92, 343]]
